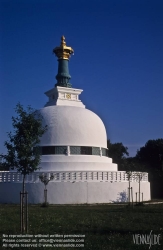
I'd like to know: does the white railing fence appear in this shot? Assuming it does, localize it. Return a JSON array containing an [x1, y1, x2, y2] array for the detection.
[[0, 171, 148, 183]]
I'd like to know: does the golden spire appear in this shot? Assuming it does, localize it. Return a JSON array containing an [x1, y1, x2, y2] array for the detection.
[[53, 36, 74, 60]]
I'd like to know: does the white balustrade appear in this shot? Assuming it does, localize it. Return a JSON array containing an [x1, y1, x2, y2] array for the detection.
[[0, 171, 148, 183]]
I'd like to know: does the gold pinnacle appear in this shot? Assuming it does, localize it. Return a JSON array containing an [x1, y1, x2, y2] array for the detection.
[[53, 36, 74, 60]]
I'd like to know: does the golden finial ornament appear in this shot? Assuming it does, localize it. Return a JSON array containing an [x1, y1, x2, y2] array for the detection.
[[53, 36, 74, 60]]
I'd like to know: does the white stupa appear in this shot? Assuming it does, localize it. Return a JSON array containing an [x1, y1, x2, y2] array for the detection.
[[0, 36, 150, 204]]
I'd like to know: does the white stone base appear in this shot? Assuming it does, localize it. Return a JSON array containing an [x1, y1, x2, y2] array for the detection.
[[0, 181, 150, 204]]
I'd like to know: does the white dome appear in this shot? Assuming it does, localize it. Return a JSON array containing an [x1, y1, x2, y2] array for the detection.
[[38, 105, 107, 148]]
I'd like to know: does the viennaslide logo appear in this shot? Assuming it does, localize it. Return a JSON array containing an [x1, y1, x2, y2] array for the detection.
[[133, 230, 161, 249]]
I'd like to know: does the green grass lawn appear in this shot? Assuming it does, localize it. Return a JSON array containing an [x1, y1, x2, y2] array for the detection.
[[0, 203, 163, 250]]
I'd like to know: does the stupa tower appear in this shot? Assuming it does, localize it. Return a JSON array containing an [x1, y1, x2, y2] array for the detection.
[[0, 36, 150, 204], [39, 36, 115, 171], [44, 36, 85, 108], [53, 35, 74, 88]]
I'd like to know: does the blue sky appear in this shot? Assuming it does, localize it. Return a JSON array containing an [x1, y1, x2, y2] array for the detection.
[[0, 0, 163, 157]]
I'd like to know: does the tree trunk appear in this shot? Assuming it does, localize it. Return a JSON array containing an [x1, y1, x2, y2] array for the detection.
[[23, 174, 25, 193], [22, 174, 26, 232], [139, 177, 140, 203], [128, 177, 131, 204], [44, 185, 47, 205]]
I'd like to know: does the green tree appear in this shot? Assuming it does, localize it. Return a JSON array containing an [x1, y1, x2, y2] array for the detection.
[[121, 157, 146, 172], [134, 172, 147, 203], [126, 170, 133, 206], [39, 173, 54, 206], [136, 139, 163, 172], [0, 103, 47, 232], [124, 159, 146, 205], [136, 139, 163, 199], [107, 140, 129, 169], [0, 155, 9, 171]]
